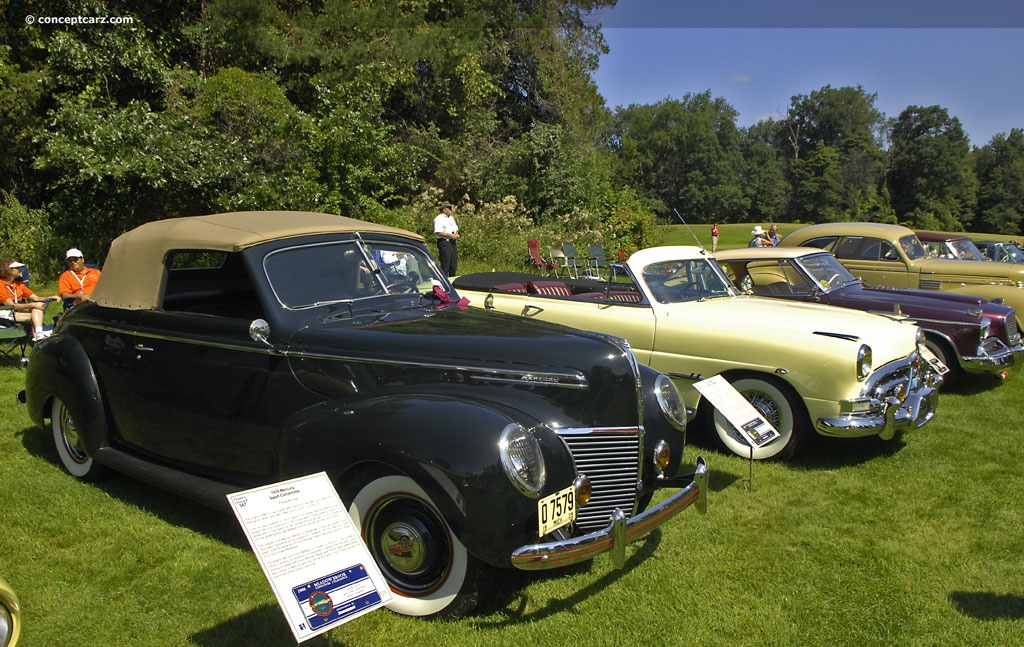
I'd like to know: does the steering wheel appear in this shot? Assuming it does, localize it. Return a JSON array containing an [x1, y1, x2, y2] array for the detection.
[[388, 279, 420, 294], [825, 273, 841, 287]]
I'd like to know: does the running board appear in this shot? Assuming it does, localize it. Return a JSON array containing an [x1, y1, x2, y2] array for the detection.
[[94, 446, 240, 511]]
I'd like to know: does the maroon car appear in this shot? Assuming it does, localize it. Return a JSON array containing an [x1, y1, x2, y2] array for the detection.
[[915, 231, 988, 261], [715, 247, 1022, 384]]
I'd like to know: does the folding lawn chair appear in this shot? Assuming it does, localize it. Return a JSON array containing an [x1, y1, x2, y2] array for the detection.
[[528, 239, 560, 276], [587, 244, 606, 280], [561, 242, 580, 279], [0, 306, 29, 362]]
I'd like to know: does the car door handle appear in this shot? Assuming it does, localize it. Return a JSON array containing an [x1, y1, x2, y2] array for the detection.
[[522, 305, 544, 316], [135, 344, 154, 352]]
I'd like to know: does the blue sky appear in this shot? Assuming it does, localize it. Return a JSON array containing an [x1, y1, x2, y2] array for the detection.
[[589, 1, 1024, 146]]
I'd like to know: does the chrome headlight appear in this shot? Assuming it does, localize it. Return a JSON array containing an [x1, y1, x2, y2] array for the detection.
[[980, 316, 992, 340], [916, 328, 928, 354], [857, 344, 872, 381], [654, 373, 687, 431], [499, 424, 547, 498]]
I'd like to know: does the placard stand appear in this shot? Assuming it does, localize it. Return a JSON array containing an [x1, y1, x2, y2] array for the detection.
[[693, 375, 781, 494], [742, 443, 754, 492]]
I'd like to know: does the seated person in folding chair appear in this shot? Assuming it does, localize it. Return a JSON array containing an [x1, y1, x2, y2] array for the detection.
[[1, 259, 58, 342], [59, 247, 102, 308]]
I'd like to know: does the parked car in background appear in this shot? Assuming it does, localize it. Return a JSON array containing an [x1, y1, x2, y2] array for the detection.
[[915, 231, 988, 261], [0, 576, 19, 647], [20, 211, 707, 619], [974, 239, 1024, 264], [780, 222, 1024, 327], [715, 247, 1022, 383], [453, 246, 942, 461]]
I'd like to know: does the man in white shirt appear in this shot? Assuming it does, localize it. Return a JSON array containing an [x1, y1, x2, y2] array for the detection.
[[433, 201, 460, 276]]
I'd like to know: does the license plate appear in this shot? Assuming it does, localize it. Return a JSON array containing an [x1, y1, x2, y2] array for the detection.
[[920, 346, 950, 375], [538, 485, 576, 536]]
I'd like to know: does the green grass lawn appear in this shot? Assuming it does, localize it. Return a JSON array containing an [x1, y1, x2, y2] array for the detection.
[[3, 238, 1023, 646]]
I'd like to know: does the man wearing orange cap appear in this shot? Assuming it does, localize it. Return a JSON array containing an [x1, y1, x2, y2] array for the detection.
[[58, 248, 102, 306]]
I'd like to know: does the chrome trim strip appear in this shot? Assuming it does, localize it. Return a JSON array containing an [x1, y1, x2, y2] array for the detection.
[[67, 321, 590, 388]]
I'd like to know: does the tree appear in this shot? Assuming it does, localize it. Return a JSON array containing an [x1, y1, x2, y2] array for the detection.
[[789, 143, 844, 222], [887, 105, 977, 230], [974, 129, 1024, 235], [780, 85, 887, 221], [611, 92, 748, 223], [739, 120, 787, 222]]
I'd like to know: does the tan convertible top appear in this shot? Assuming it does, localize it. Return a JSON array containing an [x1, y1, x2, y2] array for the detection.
[[91, 211, 424, 310]]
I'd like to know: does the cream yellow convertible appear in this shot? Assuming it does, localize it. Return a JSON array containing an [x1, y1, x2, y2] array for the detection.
[[454, 246, 942, 460]]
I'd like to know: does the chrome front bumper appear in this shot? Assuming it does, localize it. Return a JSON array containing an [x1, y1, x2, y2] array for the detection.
[[816, 353, 942, 440], [960, 339, 1024, 375], [510, 457, 708, 571], [816, 387, 939, 440]]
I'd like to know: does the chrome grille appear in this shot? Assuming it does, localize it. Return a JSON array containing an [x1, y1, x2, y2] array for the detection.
[[868, 353, 927, 400], [1006, 312, 1020, 344], [556, 427, 641, 532]]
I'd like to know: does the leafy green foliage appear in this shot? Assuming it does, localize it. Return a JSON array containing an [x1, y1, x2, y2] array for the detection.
[[0, 192, 57, 274], [612, 92, 749, 222], [1, 1, 1023, 270], [888, 106, 977, 229], [975, 129, 1024, 234]]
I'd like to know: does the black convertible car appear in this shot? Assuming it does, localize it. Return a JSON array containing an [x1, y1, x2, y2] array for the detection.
[[19, 211, 706, 619]]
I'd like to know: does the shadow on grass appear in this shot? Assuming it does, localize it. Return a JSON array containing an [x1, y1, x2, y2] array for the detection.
[[190, 603, 337, 646], [19, 423, 251, 549], [469, 531, 663, 627], [949, 591, 1024, 620], [941, 372, 1010, 396], [686, 424, 908, 471]]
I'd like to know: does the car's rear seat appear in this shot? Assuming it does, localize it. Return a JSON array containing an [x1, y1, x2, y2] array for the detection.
[[490, 281, 613, 300], [527, 281, 573, 296], [493, 283, 528, 293]]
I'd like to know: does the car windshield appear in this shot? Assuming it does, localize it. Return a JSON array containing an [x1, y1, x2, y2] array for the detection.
[[796, 253, 858, 289], [921, 237, 985, 261], [994, 243, 1024, 263], [899, 235, 927, 260], [640, 258, 738, 303], [263, 240, 445, 309]]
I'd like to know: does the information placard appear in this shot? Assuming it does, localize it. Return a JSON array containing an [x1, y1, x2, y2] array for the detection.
[[693, 374, 781, 448], [920, 345, 950, 375], [228, 472, 393, 643]]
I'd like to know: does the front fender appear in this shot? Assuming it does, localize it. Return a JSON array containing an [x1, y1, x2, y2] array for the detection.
[[276, 394, 576, 568], [638, 365, 686, 483], [24, 334, 110, 456]]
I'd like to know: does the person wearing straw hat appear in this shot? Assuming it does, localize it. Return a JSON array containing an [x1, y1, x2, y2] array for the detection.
[[749, 225, 772, 247], [59, 247, 102, 306]]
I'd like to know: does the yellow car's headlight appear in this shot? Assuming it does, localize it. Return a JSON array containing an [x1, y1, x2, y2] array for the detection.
[[857, 344, 872, 381]]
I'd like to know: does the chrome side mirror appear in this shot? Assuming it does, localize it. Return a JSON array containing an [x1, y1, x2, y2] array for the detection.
[[249, 318, 271, 345]]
